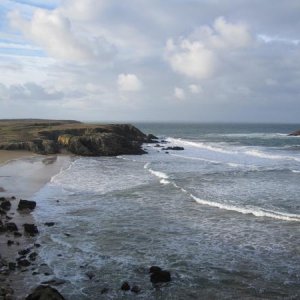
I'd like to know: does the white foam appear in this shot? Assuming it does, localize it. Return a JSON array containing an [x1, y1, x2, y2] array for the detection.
[[148, 169, 169, 179], [160, 179, 170, 185], [170, 153, 220, 164], [189, 194, 300, 222], [292, 170, 300, 173], [245, 149, 300, 162]]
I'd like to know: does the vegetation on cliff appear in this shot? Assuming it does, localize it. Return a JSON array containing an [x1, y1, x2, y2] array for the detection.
[[0, 119, 155, 156]]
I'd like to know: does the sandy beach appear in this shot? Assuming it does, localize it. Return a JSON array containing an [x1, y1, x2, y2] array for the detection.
[[0, 153, 72, 299]]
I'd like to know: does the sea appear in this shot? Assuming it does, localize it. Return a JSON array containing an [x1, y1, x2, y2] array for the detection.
[[31, 123, 300, 299]]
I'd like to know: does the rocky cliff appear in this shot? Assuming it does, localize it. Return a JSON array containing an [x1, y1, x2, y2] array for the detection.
[[0, 120, 156, 156]]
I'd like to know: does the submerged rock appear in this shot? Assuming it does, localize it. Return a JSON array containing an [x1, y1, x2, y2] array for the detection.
[[0, 200, 11, 211], [6, 222, 18, 232], [25, 285, 65, 300], [162, 146, 184, 151]]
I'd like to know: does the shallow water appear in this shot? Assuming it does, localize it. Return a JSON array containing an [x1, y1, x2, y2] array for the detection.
[[32, 123, 300, 299]]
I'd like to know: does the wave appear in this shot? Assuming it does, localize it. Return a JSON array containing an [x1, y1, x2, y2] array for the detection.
[[189, 194, 300, 222], [167, 137, 300, 163], [292, 170, 300, 173], [170, 153, 220, 164], [145, 165, 300, 222]]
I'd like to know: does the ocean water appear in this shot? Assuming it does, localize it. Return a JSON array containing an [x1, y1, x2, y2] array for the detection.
[[32, 123, 300, 299]]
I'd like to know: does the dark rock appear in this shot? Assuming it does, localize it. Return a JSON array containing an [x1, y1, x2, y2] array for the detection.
[[34, 243, 41, 248], [25, 285, 65, 300], [85, 271, 95, 280], [101, 288, 109, 294], [121, 281, 131, 291], [288, 130, 300, 136], [23, 223, 39, 236], [162, 146, 184, 151], [29, 252, 38, 261], [6, 222, 18, 232], [0, 208, 6, 215], [41, 278, 66, 286], [11, 196, 16, 200], [0, 220, 5, 232], [64, 233, 71, 237], [0, 197, 5, 201], [7, 240, 14, 246], [14, 232, 22, 237], [44, 222, 55, 227], [18, 259, 31, 267], [5, 215, 12, 220], [149, 266, 171, 284], [147, 134, 159, 143], [0, 200, 11, 210], [131, 286, 141, 294], [18, 200, 36, 211], [149, 266, 162, 273], [8, 262, 16, 271], [150, 270, 171, 284], [165, 151, 169, 154], [18, 248, 30, 256]]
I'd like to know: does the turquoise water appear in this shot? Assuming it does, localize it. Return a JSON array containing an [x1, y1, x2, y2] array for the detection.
[[33, 123, 300, 299]]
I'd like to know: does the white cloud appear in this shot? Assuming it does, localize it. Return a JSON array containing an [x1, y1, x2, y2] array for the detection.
[[189, 84, 202, 94], [174, 87, 185, 100], [165, 17, 251, 80], [8, 9, 94, 61], [117, 73, 142, 92]]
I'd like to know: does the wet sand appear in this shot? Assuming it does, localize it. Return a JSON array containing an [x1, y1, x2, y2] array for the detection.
[[0, 154, 72, 299], [0, 150, 38, 166]]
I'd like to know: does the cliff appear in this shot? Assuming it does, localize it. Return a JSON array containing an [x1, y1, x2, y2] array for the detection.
[[0, 119, 156, 156]]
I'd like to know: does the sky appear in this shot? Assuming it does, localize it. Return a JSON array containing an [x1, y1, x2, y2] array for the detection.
[[0, 0, 300, 123]]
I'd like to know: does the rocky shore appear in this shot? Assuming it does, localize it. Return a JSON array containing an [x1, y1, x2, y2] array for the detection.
[[0, 119, 157, 156], [288, 129, 300, 136]]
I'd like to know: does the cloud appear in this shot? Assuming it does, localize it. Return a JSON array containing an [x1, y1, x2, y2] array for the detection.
[[174, 87, 185, 100], [165, 17, 251, 80], [189, 84, 202, 94], [8, 9, 94, 61], [117, 73, 142, 92], [0, 82, 64, 101]]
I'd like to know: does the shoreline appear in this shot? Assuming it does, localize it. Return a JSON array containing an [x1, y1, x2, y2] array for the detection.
[[0, 154, 73, 299]]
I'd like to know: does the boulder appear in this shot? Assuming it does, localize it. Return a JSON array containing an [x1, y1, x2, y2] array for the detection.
[[44, 222, 55, 227], [25, 285, 65, 300], [18, 200, 36, 211], [0, 200, 11, 210], [23, 224, 39, 236], [18, 259, 31, 267], [6, 222, 18, 232], [149, 266, 171, 284]]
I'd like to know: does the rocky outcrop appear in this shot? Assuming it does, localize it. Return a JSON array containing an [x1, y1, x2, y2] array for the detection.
[[25, 285, 65, 300], [0, 121, 155, 156], [288, 130, 300, 136]]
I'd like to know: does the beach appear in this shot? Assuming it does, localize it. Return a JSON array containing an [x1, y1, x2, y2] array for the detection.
[[0, 153, 72, 299]]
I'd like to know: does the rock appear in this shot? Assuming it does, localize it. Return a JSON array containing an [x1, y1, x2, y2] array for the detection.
[[44, 222, 55, 227], [162, 146, 184, 151], [18, 200, 36, 211], [288, 130, 300, 136], [29, 252, 38, 261], [18, 248, 30, 256], [7, 240, 14, 246], [25, 285, 65, 300], [149, 266, 162, 273], [5, 215, 12, 220], [18, 259, 31, 267], [101, 288, 109, 294], [23, 224, 39, 236], [0, 200, 11, 210], [41, 278, 66, 286], [0, 208, 6, 215], [34, 243, 41, 248], [149, 266, 171, 284], [131, 286, 141, 294], [8, 262, 16, 271], [121, 281, 131, 291], [14, 232, 22, 237], [85, 271, 95, 280], [6, 222, 18, 232]]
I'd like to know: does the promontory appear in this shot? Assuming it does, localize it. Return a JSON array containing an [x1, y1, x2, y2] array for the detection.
[[0, 119, 156, 156]]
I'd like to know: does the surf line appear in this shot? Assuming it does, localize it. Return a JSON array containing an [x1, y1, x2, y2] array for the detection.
[[144, 164, 300, 222]]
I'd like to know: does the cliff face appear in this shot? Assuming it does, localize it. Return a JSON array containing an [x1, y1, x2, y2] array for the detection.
[[0, 120, 156, 156]]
